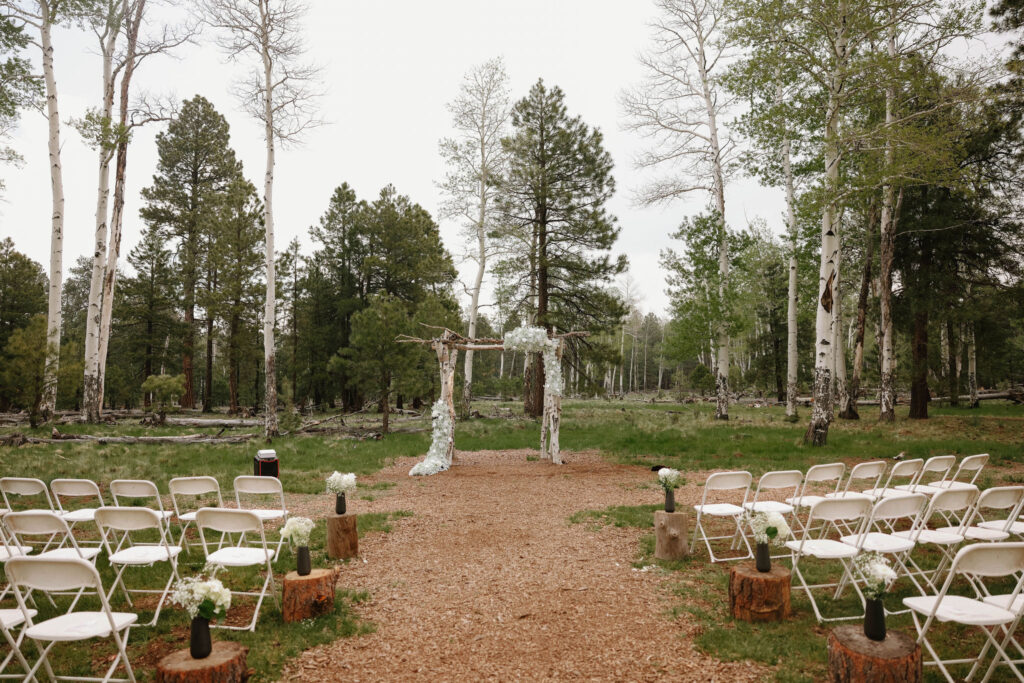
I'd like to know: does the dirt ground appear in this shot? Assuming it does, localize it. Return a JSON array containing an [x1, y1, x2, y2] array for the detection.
[[280, 450, 768, 682]]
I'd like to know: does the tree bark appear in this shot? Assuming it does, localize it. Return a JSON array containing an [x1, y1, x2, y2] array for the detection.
[[156, 641, 249, 683], [946, 318, 958, 407], [39, 3, 66, 421], [260, 12, 279, 439], [204, 314, 214, 412], [827, 626, 921, 683], [833, 236, 849, 415], [728, 564, 792, 622], [967, 320, 978, 408], [282, 568, 336, 623], [783, 132, 799, 421], [840, 201, 876, 420], [878, 20, 898, 423], [909, 309, 929, 419]]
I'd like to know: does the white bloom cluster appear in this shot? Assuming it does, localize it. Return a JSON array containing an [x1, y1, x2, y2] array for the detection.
[[855, 552, 898, 600], [503, 326, 563, 397], [280, 516, 315, 547], [747, 511, 791, 546], [171, 573, 231, 620], [326, 471, 357, 495], [410, 398, 454, 476], [658, 467, 682, 490]]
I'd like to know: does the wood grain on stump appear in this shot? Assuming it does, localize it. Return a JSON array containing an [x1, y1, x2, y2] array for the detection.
[[156, 641, 249, 683], [327, 513, 358, 559], [827, 625, 921, 683], [282, 568, 337, 623], [728, 563, 791, 622], [654, 510, 689, 561]]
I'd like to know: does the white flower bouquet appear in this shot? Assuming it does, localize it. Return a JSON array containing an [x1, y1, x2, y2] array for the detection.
[[657, 467, 682, 490], [326, 471, 357, 495], [280, 516, 314, 547], [503, 326, 552, 353], [855, 552, 898, 600], [171, 567, 231, 621], [747, 511, 791, 546]]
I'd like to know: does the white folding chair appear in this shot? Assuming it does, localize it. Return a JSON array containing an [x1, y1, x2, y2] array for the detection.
[[742, 470, 801, 556], [862, 459, 924, 501], [840, 493, 930, 598], [785, 463, 846, 535], [0, 478, 55, 514], [196, 508, 279, 632], [168, 476, 224, 550], [894, 487, 980, 592], [234, 475, 288, 554], [690, 471, 753, 563], [50, 479, 106, 544], [786, 497, 872, 623], [0, 605, 37, 681], [3, 511, 100, 565], [6, 556, 137, 683], [893, 454, 957, 495], [921, 453, 989, 493], [95, 507, 182, 627], [903, 543, 1024, 683], [939, 486, 1024, 544], [109, 479, 174, 537], [825, 460, 887, 501]]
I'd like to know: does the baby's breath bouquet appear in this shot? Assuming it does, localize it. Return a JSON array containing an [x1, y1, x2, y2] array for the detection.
[[280, 516, 314, 547], [855, 552, 898, 600], [657, 467, 683, 512], [171, 566, 231, 621], [747, 511, 791, 547], [326, 471, 357, 495]]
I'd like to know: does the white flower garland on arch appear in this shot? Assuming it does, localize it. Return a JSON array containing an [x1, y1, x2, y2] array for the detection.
[[409, 398, 455, 476]]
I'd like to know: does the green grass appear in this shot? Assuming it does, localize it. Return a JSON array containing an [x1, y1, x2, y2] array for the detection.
[[356, 509, 415, 536]]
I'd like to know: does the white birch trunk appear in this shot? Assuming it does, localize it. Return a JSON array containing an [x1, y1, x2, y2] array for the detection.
[[783, 133, 799, 421], [618, 326, 625, 395], [878, 20, 898, 423], [261, 19, 278, 438], [967, 321, 978, 408], [461, 150, 488, 418], [39, 5, 65, 420], [833, 243, 848, 412]]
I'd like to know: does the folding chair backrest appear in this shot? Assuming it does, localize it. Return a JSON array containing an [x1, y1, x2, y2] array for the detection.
[[921, 454, 957, 477], [169, 476, 223, 515], [5, 556, 103, 593], [975, 486, 1024, 513], [882, 459, 923, 487], [4, 510, 70, 537], [756, 470, 802, 490], [928, 487, 979, 515], [796, 463, 845, 499], [110, 479, 167, 515], [809, 497, 872, 524], [50, 479, 104, 512], [840, 461, 886, 494], [704, 471, 752, 491], [953, 542, 1024, 578], [951, 453, 989, 486], [0, 477, 54, 511], [94, 506, 161, 532], [234, 475, 286, 509], [870, 493, 927, 522], [196, 507, 262, 535]]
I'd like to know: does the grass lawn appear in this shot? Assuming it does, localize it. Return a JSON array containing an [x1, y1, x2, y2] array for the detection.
[[1, 398, 1022, 678]]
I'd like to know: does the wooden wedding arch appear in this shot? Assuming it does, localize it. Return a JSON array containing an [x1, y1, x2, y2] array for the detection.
[[397, 326, 588, 474]]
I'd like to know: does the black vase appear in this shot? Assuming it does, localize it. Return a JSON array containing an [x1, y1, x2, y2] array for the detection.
[[664, 487, 675, 513], [190, 616, 211, 659], [336, 492, 346, 515], [864, 598, 886, 641], [755, 542, 772, 572], [297, 545, 311, 576]]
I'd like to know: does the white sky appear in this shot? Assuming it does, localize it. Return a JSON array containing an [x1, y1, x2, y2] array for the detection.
[[4, 0, 815, 318]]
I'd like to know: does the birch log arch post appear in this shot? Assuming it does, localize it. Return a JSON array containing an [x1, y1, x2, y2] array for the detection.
[[398, 325, 588, 475]]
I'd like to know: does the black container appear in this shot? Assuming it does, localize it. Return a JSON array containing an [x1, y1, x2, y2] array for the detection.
[[190, 616, 211, 659], [664, 488, 675, 513], [756, 542, 772, 572], [864, 598, 886, 641], [254, 449, 279, 477], [335, 492, 346, 515], [297, 546, 311, 576]]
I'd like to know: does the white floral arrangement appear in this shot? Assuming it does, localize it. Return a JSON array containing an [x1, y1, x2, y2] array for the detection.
[[326, 471, 357, 495], [747, 511, 791, 546], [503, 325, 563, 397], [855, 552, 898, 600], [657, 467, 682, 490], [171, 566, 231, 621], [279, 516, 314, 547], [410, 398, 454, 476]]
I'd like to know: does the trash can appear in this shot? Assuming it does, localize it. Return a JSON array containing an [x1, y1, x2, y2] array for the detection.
[[253, 449, 279, 477]]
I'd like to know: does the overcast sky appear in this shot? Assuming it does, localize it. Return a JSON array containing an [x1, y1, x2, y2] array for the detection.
[[4, 0, 846, 319]]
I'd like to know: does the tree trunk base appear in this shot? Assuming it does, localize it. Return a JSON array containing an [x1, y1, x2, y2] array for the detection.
[[282, 568, 337, 623], [827, 625, 921, 682], [654, 511, 689, 561], [327, 513, 358, 559], [728, 563, 791, 622], [156, 641, 249, 682]]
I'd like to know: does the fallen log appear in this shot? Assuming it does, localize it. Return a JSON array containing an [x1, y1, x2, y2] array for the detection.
[[154, 417, 262, 428], [15, 429, 260, 445]]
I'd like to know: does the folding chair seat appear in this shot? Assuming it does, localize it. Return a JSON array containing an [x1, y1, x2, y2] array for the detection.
[[892, 455, 957, 495], [825, 460, 887, 502], [862, 459, 923, 501], [893, 488, 980, 591], [786, 497, 872, 623], [841, 493, 929, 597], [95, 507, 182, 627], [109, 479, 175, 535], [169, 476, 224, 548], [5, 556, 137, 682], [689, 471, 753, 563], [937, 486, 1024, 543], [196, 508, 279, 632], [0, 477, 55, 514], [0, 606, 36, 680], [903, 542, 1024, 682], [920, 453, 989, 494]]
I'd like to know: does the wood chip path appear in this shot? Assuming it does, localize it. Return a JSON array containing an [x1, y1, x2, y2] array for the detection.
[[280, 449, 767, 681]]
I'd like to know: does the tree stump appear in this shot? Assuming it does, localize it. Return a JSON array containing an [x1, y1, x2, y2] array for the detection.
[[827, 626, 921, 682], [156, 641, 249, 683], [282, 568, 337, 623], [654, 510, 689, 561], [728, 563, 791, 622], [327, 513, 358, 559]]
